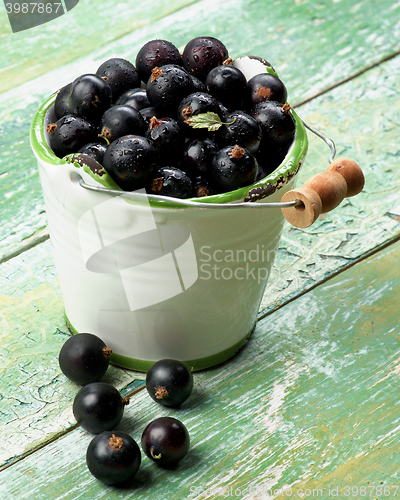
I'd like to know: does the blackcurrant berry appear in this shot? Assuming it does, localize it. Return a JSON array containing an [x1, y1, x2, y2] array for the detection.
[[251, 101, 295, 149], [145, 116, 184, 162], [115, 88, 151, 111], [136, 39, 183, 83], [145, 359, 193, 407], [78, 142, 108, 165], [246, 73, 287, 108], [216, 110, 262, 155], [211, 144, 258, 192], [189, 75, 207, 93], [149, 167, 193, 199], [193, 174, 217, 197], [181, 137, 218, 178], [139, 106, 162, 126], [54, 83, 74, 120], [141, 417, 190, 468], [86, 431, 141, 485], [58, 333, 112, 385], [47, 115, 97, 158], [99, 105, 147, 143], [68, 74, 112, 124], [146, 64, 193, 115], [177, 91, 221, 136], [96, 58, 141, 103], [182, 36, 229, 81], [205, 64, 247, 110], [103, 135, 157, 191], [73, 382, 129, 434]]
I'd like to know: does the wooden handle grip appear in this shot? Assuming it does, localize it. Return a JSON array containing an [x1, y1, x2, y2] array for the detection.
[[281, 157, 364, 228]]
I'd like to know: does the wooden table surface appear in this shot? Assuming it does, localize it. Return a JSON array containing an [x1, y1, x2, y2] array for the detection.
[[1, 0, 400, 498]]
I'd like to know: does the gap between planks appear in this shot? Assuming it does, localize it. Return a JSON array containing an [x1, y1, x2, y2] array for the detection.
[[0, 385, 146, 474]]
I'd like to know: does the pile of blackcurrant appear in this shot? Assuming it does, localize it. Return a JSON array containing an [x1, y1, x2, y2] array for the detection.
[[47, 36, 295, 199], [58, 334, 193, 485]]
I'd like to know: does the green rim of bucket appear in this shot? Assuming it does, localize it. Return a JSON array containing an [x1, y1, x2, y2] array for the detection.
[[30, 93, 308, 208], [65, 312, 255, 372]]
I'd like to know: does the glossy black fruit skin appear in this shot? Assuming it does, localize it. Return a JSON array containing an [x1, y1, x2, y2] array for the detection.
[[115, 88, 151, 111], [146, 359, 194, 407], [47, 115, 97, 158], [182, 36, 229, 81], [136, 39, 183, 83], [182, 137, 218, 178], [251, 101, 295, 149], [205, 65, 247, 110], [103, 135, 157, 191], [58, 333, 111, 385], [86, 431, 141, 485], [73, 382, 127, 433], [217, 110, 262, 155], [146, 64, 193, 115], [141, 417, 190, 468], [149, 167, 193, 199], [96, 58, 141, 103], [54, 83, 74, 120], [99, 105, 147, 143], [211, 145, 258, 192], [246, 73, 287, 108], [68, 74, 112, 124], [145, 116, 184, 161], [139, 106, 163, 126], [78, 142, 108, 165]]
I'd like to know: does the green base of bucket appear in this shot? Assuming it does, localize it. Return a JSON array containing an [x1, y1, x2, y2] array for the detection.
[[64, 313, 256, 372]]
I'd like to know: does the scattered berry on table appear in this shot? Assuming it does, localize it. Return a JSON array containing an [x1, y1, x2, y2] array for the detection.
[[141, 416, 190, 468], [73, 382, 130, 434], [145, 359, 194, 407], [58, 333, 112, 385], [86, 431, 141, 485]]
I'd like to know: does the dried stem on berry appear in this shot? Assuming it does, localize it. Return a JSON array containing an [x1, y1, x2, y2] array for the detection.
[[47, 123, 57, 134], [151, 67, 163, 82], [108, 434, 124, 451], [149, 116, 162, 129], [229, 145, 245, 159], [154, 385, 169, 399], [103, 347, 112, 358]]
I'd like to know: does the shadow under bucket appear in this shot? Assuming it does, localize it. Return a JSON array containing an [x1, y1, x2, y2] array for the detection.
[[30, 73, 308, 372]]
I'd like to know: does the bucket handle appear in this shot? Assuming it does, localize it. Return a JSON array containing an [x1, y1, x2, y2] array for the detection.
[[78, 117, 364, 228]]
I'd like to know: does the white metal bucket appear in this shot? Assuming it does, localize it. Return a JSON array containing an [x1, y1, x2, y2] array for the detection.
[[30, 81, 308, 372]]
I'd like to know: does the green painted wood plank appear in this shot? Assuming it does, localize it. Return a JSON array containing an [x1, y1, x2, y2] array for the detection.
[[0, 0, 200, 95], [1, 239, 399, 499], [1, 49, 400, 468], [2, 0, 400, 258], [0, 239, 145, 468]]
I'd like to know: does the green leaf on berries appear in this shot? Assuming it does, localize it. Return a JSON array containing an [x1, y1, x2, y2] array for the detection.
[[185, 112, 236, 131]]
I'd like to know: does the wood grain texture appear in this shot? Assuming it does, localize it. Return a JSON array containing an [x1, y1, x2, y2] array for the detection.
[[0, 240, 145, 468], [2, 0, 400, 259], [1, 240, 399, 499], [259, 52, 400, 313]]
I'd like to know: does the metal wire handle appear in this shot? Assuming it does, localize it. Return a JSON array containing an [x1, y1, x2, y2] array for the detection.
[[78, 116, 336, 209]]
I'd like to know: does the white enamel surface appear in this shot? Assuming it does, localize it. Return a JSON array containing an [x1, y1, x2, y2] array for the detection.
[[33, 61, 300, 365]]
